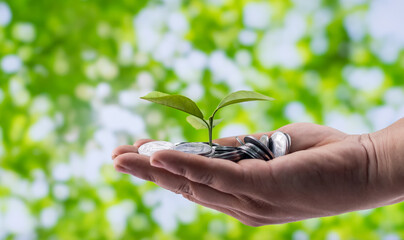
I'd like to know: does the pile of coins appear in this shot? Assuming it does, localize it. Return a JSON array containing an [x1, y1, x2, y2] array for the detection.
[[138, 131, 291, 162]]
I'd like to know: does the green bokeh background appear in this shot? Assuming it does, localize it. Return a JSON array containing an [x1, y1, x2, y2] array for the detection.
[[1, 0, 404, 239]]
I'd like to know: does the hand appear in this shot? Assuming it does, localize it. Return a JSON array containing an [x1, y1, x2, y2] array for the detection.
[[112, 121, 404, 226]]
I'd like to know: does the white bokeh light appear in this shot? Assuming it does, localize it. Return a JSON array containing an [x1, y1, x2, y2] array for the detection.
[[293, 230, 310, 240], [219, 124, 248, 138], [366, 106, 397, 131], [258, 30, 302, 69], [4, 198, 35, 236], [327, 232, 341, 240], [168, 12, 189, 35], [310, 32, 329, 55], [238, 30, 257, 46], [1, 55, 22, 73], [9, 77, 30, 106], [235, 50, 252, 67], [339, 0, 366, 9], [119, 42, 134, 65], [343, 66, 384, 91], [284, 102, 314, 123], [0, 2, 12, 26], [53, 184, 70, 200], [99, 105, 145, 135], [94, 128, 117, 156], [137, 71, 155, 92], [29, 116, 55, 141], [182, 83, 204, 100], [384, 88, 404, 107], [106, 200, 135, 236], [344, 12, 366, 42], [40, 206, 60, 228], [31, 170, 49, 199], [119, 90, 140, 107], [143, 189, 196, 232], [12, 23, 36, 43], [95, 83, 111, 99], [188, 50, 208, 70], [325, 111, 370, 134], [383, 234, 401, 240], [134, 7, 167, 53], [367, 0, 404, 62], [52, 163, 72, 182], [243, 2, 271, 30], [96, 57, 118, 80], [30, 95, 51, 115], [208, 51, 246, 91], [153, 33, 181, 66]]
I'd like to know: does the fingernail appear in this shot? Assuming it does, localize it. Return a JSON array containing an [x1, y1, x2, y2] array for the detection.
[[150, 158, 164, 168], [111, 153, 118, 160]]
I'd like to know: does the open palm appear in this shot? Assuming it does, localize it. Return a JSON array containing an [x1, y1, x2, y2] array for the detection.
[[112, 122, 400, 226]]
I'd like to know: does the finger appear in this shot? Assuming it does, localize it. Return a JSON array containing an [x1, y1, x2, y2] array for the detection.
[[133, 139, 155, 148], [277, 123, 347, 152], [111, 145, 138, 160], [150, 150, 244, 193], [114, 152, 243, 210], [213, 123, 346, 152]]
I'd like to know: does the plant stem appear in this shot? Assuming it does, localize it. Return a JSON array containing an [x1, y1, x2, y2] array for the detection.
[[209, 117, 213, 146]]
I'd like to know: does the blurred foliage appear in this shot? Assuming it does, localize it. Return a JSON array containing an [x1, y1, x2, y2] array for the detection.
[[1, 0, 404, 239]]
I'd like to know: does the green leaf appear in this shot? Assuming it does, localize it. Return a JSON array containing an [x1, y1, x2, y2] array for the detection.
[[186, 116, 209, 129], [141, 91, 204, 119], [212, 119, 223, 128], [215, 90, 274, 111]]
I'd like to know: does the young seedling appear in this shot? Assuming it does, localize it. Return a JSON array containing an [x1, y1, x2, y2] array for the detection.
[[140, 90, 274, 146]]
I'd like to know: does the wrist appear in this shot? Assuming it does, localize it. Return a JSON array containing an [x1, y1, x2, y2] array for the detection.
[[367, 118, 404, 201]]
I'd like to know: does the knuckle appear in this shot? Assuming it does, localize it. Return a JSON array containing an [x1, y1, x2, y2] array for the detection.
[[142, 174, 156, 182], [198, 172, 214, 186], [178, 167, 187, 177], [175, 182, 192, 195], [182, 193, 195, 202], [114, 164, 128, 173], [113, 156, 126, 170], [113, 145, 129, 156]]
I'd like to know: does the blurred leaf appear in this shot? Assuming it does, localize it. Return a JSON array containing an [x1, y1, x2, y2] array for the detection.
[[141, 91, 204, 119]]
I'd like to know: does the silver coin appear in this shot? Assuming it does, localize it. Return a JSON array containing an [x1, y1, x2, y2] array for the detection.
[[285, 133, 292, 154], [138, 141, 175, 156], [173, 142, 213, 155], [235, 136, 245, 146], [239, 144, 262, 159], [270, 131, 289, 158], [246, 142, 271, 161], [259, 134, 270, 147], [214, 146, 238, 152], [244, 135, 274, 160], [212, 151, 244, 162]]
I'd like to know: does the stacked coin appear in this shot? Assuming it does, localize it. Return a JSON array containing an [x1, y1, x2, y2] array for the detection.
[[138, 131, 292, 162]]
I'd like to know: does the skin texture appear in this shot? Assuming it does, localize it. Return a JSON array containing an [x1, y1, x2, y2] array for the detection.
[[112, 119, 404, 226]]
